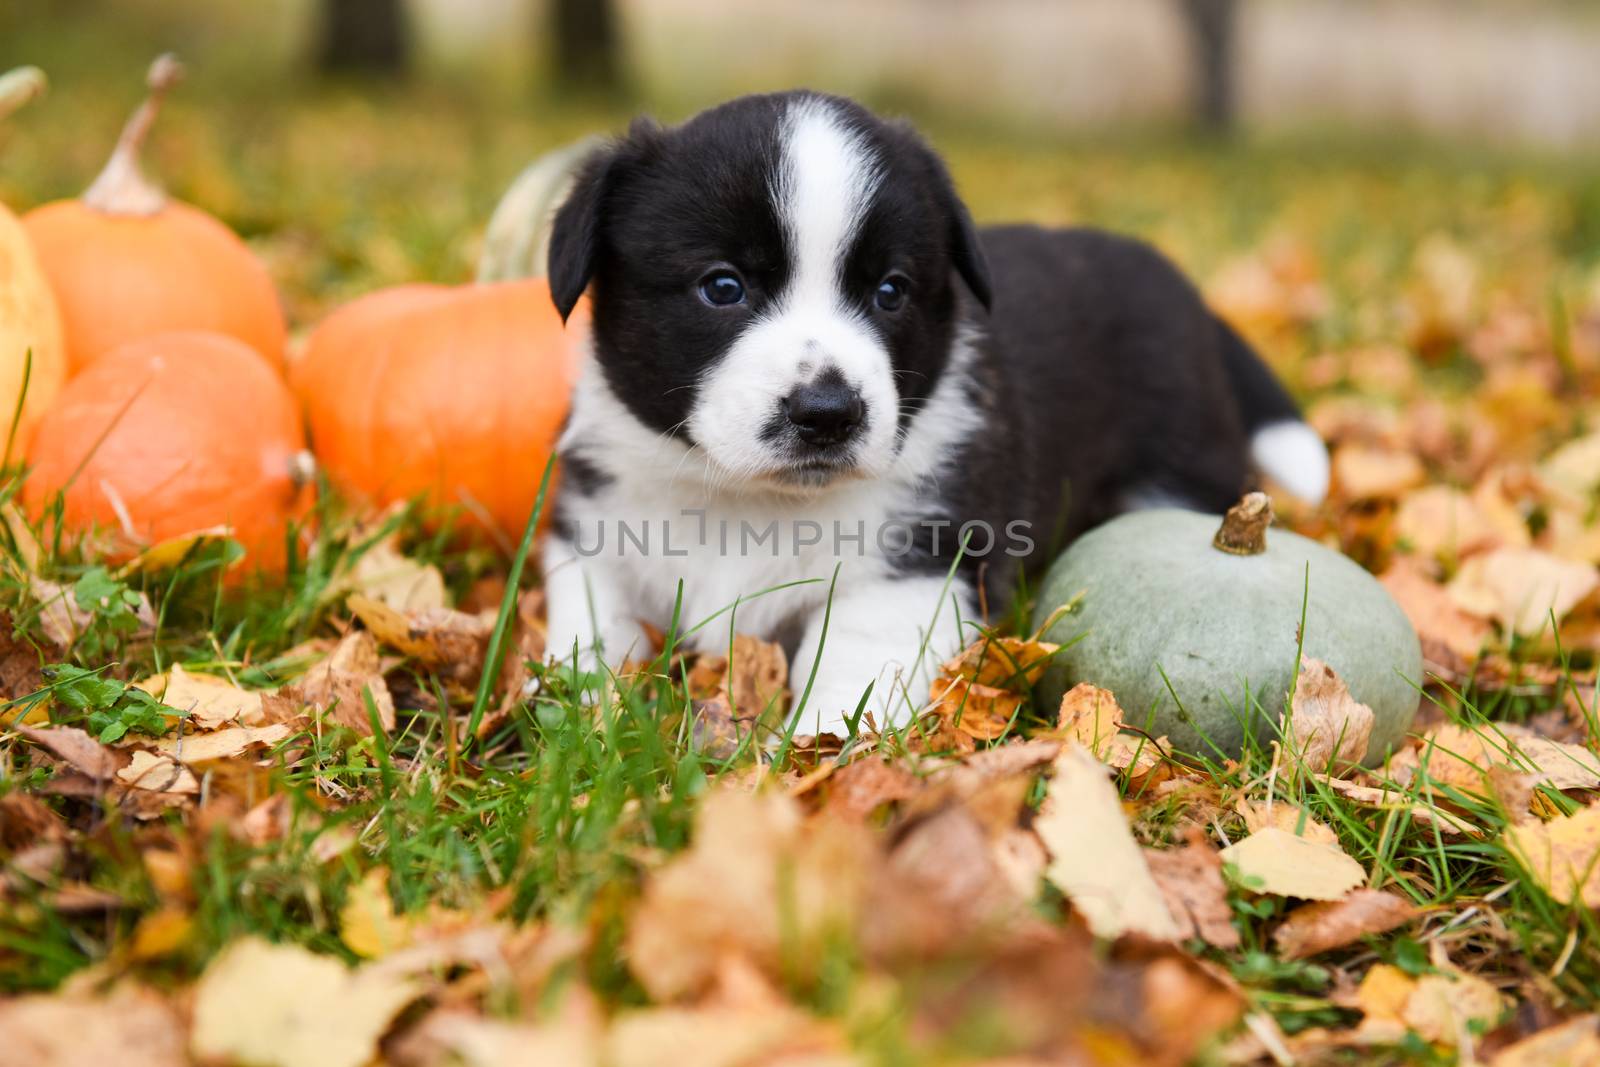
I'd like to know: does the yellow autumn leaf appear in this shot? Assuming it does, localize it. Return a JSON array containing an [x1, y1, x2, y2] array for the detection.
[[1219, 827, 1366, 900]]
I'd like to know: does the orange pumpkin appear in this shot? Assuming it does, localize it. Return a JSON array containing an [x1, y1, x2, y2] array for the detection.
[[21, 55, 287, 376], [0, 67, 67, 449], [293, 279, 584, 541], [24, 331, 311, 571]]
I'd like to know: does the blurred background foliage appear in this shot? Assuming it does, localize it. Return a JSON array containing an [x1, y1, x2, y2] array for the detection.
[[3, 0, 1599, 411]]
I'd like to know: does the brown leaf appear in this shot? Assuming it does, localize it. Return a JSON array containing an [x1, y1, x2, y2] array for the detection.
[[821, 757, 921, 821], [1332, 443, 1425, 500], [1319, 775, 1482, 837], [689, 696, 745, 760], [0, 792, 65, 850], [1144, 831, 1240, 948], [276, 631, 395, 735], [0, 616, 47, 706], [349, 593, 493, 680], [1037, 744, 1182, 940], [13, 724, 122, 780], [116, 751, 199, 795], [1290, 658, 1376, 768], [626, 789, 873, 1000], [133, 664, 264, 730], [940, 634, 1059, 688], [1272, 889, 1420, 959], [1449, 546, 1599, 636], [1056, 683, 1169, 784], [1394, 485, 1505, 559], [1489, 1015, 1600, 1067], [925, 676, 1022, 741], [0, 984, 186, 1067], [1414, 722, 1600, 793], [1381, 559, 1493, 673], [153, 722, 293, 764]]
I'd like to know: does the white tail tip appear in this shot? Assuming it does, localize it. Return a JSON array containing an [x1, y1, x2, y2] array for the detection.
[[1251, 421, 1329, 505]]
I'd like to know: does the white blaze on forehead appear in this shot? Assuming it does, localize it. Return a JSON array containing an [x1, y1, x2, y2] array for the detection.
[[776, 97, 882, 310], [685, 96, 901, 487]]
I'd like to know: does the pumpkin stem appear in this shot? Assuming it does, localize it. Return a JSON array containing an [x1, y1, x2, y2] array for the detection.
[[0, 67, 47, 123], [1213, 492, 1273, 555], [287, 450, 317, 491], [82, 53, 184, 217]]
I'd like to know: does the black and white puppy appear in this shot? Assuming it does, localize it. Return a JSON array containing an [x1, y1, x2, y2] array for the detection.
[[541, 91, 1328, 736]]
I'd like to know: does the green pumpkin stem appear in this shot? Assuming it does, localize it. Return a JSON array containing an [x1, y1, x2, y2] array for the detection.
[[1213, 492, 1272, 555], [83, 53, 183, 217]]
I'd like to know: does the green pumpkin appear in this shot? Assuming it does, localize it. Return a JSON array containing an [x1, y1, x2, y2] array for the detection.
[[1031, 495, 1422, 760]]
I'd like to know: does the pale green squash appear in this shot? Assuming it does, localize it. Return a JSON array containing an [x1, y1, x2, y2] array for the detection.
[[1032, 495, 1422, 760]]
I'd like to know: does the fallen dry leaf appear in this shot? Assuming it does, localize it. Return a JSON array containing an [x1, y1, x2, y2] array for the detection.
[[1505, 802, 1600, 908], [341, 537, 448, 613], [1220, 827, 1366, 900], [1055, 683, 1168, 785], [1489, 1014, 1600, 1067], [191, 937, 420, 1067], [1236, 797, 1338, 846], [1036, 743, 1181, 941], [925, 676, 1024, 741], [1318, 775, 1482, 836], [340, 867, 413, 959], [153, 722, 292, 764], [134, 663, 264, 730], [271, 630, 395, 734], [821, 757, 921, 821], [1449, 546, 1599, 636], [349, 593, 493, 680], [606, 1002, 850, 1067], [1144, 830, 1240, 948], [1272, 889, 1420, 959], [0, 984, 186, 1067], [1394, 485, 1505, 559], [941, 634, 1059, 688], [1411, 721, 1600, 793], [1333, 443, 1426, 499], [627, 789, 872, 1000], [1538, 432, 1600, 501], [393, 1009, 599, 1067], [1355, 962, 1507, 1047], [1289, 657, 1376, 768], [116, 751, 199, 795], [116, 526, 235, 577], [13, 724, 121, 780], [1381, 559, 1493, 672]]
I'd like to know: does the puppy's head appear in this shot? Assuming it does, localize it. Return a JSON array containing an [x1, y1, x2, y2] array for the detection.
[[548, 91, 991, 492]]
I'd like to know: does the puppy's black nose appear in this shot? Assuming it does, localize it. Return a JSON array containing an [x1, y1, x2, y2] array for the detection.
[[782, 379, 865, 447]]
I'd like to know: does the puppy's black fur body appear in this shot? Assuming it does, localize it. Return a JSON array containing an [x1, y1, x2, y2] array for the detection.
[[920, 224, 1297, 604]]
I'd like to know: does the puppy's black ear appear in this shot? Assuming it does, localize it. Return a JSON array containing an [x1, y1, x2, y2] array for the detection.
[[945, 192, 993, 312], [909, 129, 993, 311], [547, 120, 658, 323]]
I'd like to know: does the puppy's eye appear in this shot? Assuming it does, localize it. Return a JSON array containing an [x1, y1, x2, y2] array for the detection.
[[698, 270, 746, 307], [874, 275, 908, 312]]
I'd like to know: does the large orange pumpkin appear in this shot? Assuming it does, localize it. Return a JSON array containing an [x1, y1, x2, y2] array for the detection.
[[293, 279, 584, 541], [25, 331, 310, 571], [0, 67, 67, 451], [21, 55, 287, 376]]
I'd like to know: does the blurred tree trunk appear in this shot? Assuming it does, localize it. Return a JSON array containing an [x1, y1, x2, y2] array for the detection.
[[317, 0, 410, 76], [1180, 0, 1237, 131], [549, 0, 622, 95]]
